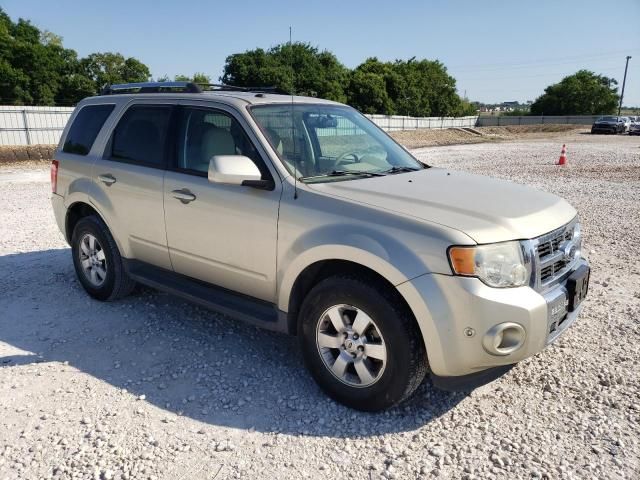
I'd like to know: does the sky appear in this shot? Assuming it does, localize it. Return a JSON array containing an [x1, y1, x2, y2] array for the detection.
[[2, 0, 640, 105]]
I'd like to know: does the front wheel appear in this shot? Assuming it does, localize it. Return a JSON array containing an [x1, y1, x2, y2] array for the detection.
[[299, 275, 428, 411]]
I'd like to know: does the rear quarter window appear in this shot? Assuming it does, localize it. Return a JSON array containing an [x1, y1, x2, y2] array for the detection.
[[63, 104, 115, 155]]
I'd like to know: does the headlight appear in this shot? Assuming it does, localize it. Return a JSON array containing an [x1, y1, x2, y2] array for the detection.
[[448, 241, 530, 288]]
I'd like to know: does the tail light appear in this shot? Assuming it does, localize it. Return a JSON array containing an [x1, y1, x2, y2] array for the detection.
[[51, 160, 59, 194]]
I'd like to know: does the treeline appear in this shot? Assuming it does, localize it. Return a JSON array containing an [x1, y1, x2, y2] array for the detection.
[[528, 70, 619, 116], [0, 8, 474, 116], [0, 8, 150, 106], [222, 44, 476, 117], [498, 71, 620, 116]]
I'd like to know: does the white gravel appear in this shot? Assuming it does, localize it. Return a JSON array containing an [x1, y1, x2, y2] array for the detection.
[[1, 133, 639, 479]]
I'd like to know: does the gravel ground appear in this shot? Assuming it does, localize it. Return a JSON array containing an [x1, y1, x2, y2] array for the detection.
[[1, 132, 639, 479]]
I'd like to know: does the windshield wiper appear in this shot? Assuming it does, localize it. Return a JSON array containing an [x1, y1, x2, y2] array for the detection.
[[301, 170, 386, 181], [382, 166, 423, 174]]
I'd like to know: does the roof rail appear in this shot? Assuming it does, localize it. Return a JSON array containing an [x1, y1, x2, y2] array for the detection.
[[100, 81, 202, 95], [198, 84, 287, 94], [100, 81, 286, 96]]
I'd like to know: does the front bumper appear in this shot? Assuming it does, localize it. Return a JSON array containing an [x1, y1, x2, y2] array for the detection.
[[591, 125, 617, 133], [397, 258, 589, 379]]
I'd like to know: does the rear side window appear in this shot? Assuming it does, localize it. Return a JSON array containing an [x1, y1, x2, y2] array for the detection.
[[63, 104, 114, 155], [110, 105, 172, 167]]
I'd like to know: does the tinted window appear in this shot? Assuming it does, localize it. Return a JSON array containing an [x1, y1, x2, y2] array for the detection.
[[63, 104, 114, 155], [111, 106, 172, 166], [176, 107, 263, 175]]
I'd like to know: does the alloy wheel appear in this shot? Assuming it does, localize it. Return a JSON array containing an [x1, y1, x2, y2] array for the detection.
[[315, 304, 387, 388], [78, 233, 107, 287]]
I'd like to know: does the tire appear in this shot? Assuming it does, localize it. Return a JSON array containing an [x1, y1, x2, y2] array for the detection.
[[71, 215, 136, 301], [299, 274, 428, 411]]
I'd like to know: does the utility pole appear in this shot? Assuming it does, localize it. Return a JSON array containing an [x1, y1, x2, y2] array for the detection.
[[618, 56, 632, 116]]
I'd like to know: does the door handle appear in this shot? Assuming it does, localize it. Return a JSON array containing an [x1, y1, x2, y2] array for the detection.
[[171, 189, 196, 204], [98, 174, 116, 186]]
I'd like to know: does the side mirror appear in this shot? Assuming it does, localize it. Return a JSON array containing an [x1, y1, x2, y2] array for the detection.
[[208, 155, 273, 189]]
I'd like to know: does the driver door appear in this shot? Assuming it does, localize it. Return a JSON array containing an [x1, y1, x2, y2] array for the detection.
[[163, 105, 281, 302]]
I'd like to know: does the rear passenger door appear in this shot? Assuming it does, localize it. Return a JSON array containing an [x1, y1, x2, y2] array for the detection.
[[90, 102, 174, 270], [163, 105, 281, 302]]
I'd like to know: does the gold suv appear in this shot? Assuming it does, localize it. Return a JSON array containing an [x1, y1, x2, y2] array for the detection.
[[51, 82, 590, 411]]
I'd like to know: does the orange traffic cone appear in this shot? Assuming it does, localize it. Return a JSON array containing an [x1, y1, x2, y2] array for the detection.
[[557, 144, 567, 165]]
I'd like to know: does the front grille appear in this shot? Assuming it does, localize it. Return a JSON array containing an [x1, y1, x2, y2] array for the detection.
[[540, 258, 569, 282], [533, 220, 579, 289], [537, 232, 570, 258]]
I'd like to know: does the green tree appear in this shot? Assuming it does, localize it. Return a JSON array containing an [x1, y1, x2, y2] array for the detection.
[[502, 108, 531, 117], [457, 99, 478, 116], [346, 70, 394, 114], [221, 42, 349, 102], [348, 57, 469, 117], [0, 7, 151, 105], [530, 70, 619, 115], [80, 52, 150, 92], [222, 46, 471, 116], [174, 73, 211, 84], [0, 13, 57, 104]]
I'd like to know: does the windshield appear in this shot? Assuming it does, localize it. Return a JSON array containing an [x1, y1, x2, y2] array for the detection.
[[250, 104, 425, 183], [600, 116, 617, 121]]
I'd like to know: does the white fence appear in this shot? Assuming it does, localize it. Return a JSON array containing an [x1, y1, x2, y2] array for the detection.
[[476, 115, 602, 127], [0, 107, 479, 146], [0, 106, 75, 146], [367, 114, 478, 131], [0, 106, 603, 146]]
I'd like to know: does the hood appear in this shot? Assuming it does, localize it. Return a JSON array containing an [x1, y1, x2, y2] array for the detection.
[[595, 120, 616, 124], [308, 168, 577, 244]]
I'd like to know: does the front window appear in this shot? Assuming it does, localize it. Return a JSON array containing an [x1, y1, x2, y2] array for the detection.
[[250, 104, 425, 183], [175, 107, 264, 176]]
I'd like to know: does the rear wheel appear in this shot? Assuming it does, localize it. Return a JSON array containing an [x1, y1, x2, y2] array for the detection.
[[299, 275, 427, 411], [71, 215, 136, 301]]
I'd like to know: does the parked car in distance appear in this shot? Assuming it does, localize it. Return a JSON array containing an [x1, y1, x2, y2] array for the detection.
[[621, 116, 631, 132], [591, 116, 625, 134], [628, 117, 640, 135], [51, 82, 591, 411]]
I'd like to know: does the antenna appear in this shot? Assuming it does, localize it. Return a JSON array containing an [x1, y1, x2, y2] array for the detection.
[[290, 26, 298, 200]]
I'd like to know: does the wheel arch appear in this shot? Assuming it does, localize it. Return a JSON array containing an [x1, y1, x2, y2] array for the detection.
[[283, 257, 418, 339], [65, 201, 123, 256], [65, 201, 102, 242]]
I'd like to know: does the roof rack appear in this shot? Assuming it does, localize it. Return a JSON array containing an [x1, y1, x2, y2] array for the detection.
[[100, 81, 202, 95], [198, 84, 287, 94], [100, 81, 286, 96]]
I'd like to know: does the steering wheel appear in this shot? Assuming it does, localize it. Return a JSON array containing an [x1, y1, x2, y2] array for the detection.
[[335, 150, 367, 169]]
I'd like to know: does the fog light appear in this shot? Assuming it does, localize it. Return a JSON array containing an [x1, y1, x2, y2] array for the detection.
[[482, 322, 526, 356]]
